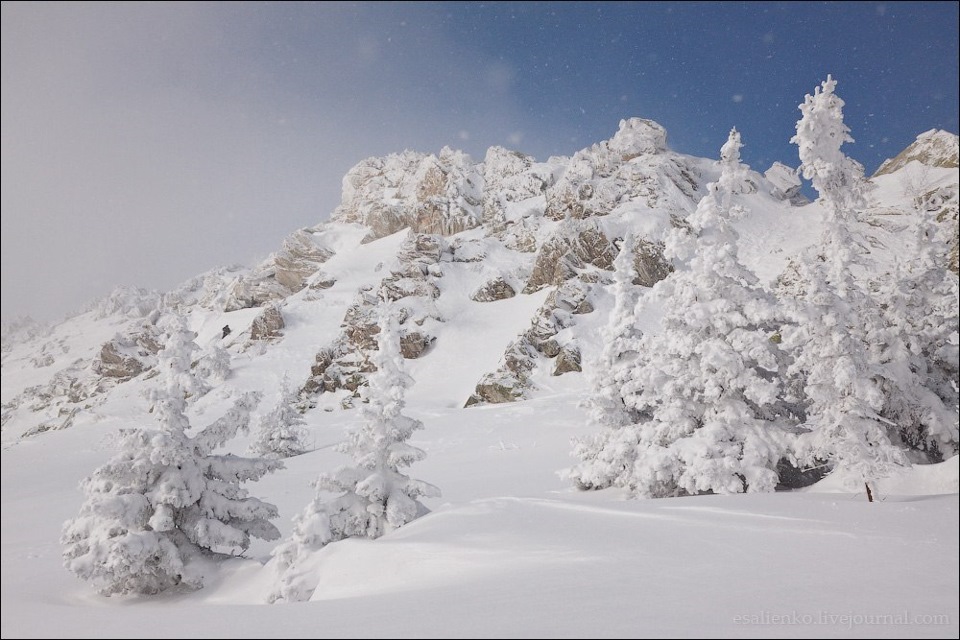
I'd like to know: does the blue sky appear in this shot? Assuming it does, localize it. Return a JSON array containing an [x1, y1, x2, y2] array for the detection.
[[2, 2, 958, 320]]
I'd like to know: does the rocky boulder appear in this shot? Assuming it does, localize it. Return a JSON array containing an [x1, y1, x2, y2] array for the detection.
[[250, 305, 285, 341], [273, 229, 335, 291], [523, 222, 617, 293], [632, 237, 673, 287], [92, 327, 163, 381], [472, 277, 516, 302], [400, 330, 435, 359], [94, 342, 145, 380], [552, 346, 582, 376], [465, 373, 527, 406], [764, 162, 804, 202]]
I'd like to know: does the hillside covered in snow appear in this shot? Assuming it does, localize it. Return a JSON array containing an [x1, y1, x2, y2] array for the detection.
[[2, 77, 958, 638]]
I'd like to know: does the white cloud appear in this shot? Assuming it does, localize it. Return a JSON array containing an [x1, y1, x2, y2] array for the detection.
[[1, 3, 529, 321]]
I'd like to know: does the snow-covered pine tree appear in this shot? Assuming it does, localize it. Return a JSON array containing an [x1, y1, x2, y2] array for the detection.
[[61, 315, 282, 596], [566, 232, 644, 490], [250, 374, 310, 459], [613, 128, 790, 498], [268, 301, 439, 603], [783, 76, 907, 499], [147, 313, 210, 409], [875, 194, 959, 459], [196, 342, 231, 385]]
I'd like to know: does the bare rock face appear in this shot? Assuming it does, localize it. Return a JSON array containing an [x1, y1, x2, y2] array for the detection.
[[874, 129, 959, 177], [92, 326, 163, 380], [764, 162, 805, 203], [872, 131, 959, 274], [300, 232, 447, 406], [273, 229, 336, 291], [381, 275, 441, 302], [917, 184, 960, 274], [464, 339, 539, 407], [538, 338, 561, 358], [342, 300, 380, 350], [542, 118, 683, 222], [482, 146, 550, 225], [400, 330, 435, 359], [309, 274, 337, 290], [223, 276, 286, 312], [94, 342, 144, 380], [472, 277, 516, 302], [302, 347, 337, 396], [466, 278, 595, 406], [250, 305, 285, 341], [450, 238, 487, 263], [552, 346, 582, 376], [524, 222, 617, 293], [632, 237, 673, 287], [465, 373, 527, 406], [333, 148, 483, 243], [224, 227, 334, 311], [545, 278, 593, 315]]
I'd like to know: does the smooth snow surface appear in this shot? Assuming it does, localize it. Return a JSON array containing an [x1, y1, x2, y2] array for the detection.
[[2, 393, 957, 638]]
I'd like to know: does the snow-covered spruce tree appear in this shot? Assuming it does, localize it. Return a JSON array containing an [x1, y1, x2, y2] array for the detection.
[[566, 232, 645, 490], [148, 313, 210, 406], [783, 76, 907, 499], [269, 302, 439, 603], [249, 375, 310, 459], [196, 342, 231, 385], [61, 317, 282, 596], [875, 197, 959, 459], [611, 128, 791, 498]]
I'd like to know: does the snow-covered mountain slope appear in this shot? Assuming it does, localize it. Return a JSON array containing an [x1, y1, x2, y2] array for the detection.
[[1, 121, 958, 637], [875, 129, 959, 176], [4, 122, 955, 444]]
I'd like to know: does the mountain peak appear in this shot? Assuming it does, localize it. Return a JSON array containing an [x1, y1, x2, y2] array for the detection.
[[873, 128, 959, 176], [607, 118, 668, 159]]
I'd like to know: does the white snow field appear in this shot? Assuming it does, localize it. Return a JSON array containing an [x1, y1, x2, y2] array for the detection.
[[2, 392, 957, 638]]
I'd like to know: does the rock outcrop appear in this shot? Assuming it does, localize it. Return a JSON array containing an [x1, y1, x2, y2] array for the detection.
[[631, 236, 673, 287], [300, 232, 446, 406], [250, 305, 285, 341], [472, 277, 517, 302], [224, 227, 334, 311], [333, 147, 483, 242], [523, 221, 617, 293], [764, 162, 805, 204], [874, 129, 959, 177], [552, 346, 582, 376], [466, 279, 595, 406]]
